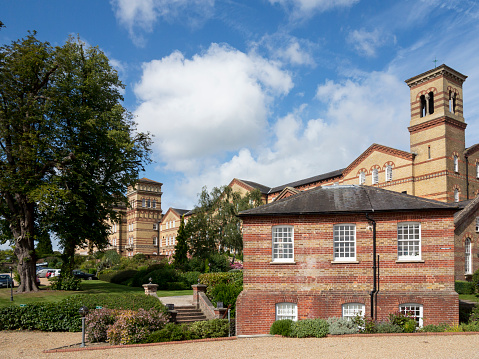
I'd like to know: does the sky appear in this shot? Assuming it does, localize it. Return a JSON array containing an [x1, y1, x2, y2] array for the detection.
[[2, 0, 479, 218]]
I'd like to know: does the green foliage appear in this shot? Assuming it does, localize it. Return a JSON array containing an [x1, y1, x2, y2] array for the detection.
[[145, 323, 193, 343], [173, 216, 188, 269], [469, 304, 479, 322], [270, 319, 293, 336], [461, 320, 479, 332], [352, 315, 377, 333], [0, 302, 82, 332], [455, 280, 476, 294], [326, 317, 359, 335], [177, 271, 201, 287], [63, 292, 164, 311], [388, 311, 417, 332], [86, 308, 118, 342], [209, 281, 243, 315], [189, 319, 230, 338], [50, 274, 82, 291], [207, 253, 230, 272], [290, 318, 329, 338], [420, 323, 449, 332], [376, 321, 404, 333], [472, 269, 479, 290], [99, 269, 138, 284]]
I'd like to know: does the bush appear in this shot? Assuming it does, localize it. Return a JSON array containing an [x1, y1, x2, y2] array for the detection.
[[189, 319, 229, 339], [327, 317, 359, 335], [270, 319, 293, 336], [461, 320, 479, 332], [145, 323, 193, 343], [472, 269, 479, 290], [455, 280, 476, 294], [353, 316, 377, 334], [208, 253, 230, 272], [388, 311, 417, 333], [209, 281, 242, 315], [86, 308, 119, 342], [469, 304, 479, 322], [290, 319, 329, 338], [50, 275, 82, 291], [109, 270, 138, 285], [420, 323, 449, 332], [167, 281, 188, 290], [376, 321, 404, 333], [177, 271, 201, 287], [62, 293, 164, 311], [106, 308, 167, 345]]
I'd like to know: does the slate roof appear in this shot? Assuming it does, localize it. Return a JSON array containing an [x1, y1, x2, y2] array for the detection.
[[239, 180, 271, 194], [137, 177, 163, 185], [238, 185, 462, 217], [171, 208, 190, 217], [269, 168, 345, 193]]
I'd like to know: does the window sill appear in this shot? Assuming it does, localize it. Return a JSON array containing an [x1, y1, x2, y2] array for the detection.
[[331, 260, 359, 264], [270, 261, 296, 265], [395, 259, 424, 263]]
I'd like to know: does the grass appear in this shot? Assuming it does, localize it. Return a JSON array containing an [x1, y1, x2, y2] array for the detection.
[[0, 280, 193, 307], [459, 294, 479, 303]]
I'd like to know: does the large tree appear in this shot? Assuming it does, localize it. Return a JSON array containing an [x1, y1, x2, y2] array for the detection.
[[186, 186, 263, 259], [0, 33, 151, 292]]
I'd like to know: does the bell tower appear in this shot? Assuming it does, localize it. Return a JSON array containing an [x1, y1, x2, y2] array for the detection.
[[405, 65, 467, 202]]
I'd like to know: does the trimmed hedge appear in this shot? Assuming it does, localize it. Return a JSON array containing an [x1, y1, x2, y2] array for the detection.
[[270, 319, 293, 336], [455, 280, 476, 294], [64, 293, 165, 311], [290, 319, 329, 338]]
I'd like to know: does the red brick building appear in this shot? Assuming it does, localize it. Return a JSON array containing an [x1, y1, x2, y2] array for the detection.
[[236, 186, 461, 335]]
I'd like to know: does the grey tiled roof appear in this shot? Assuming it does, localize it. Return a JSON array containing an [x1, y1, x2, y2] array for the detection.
[[238, 185, 461, 216], [269, 168, 345, 193], [172, 208, 190, 216], [239, 180, 271, 194]]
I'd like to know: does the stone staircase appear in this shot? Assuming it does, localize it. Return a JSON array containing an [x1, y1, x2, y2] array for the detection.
[[175, 305, 208, 324]]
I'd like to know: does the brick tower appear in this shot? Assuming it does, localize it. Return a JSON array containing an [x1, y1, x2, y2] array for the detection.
[[406, 65, 468, 202]]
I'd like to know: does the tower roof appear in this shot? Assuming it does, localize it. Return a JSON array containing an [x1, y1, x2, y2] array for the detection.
[[405, 64, 467, 88]]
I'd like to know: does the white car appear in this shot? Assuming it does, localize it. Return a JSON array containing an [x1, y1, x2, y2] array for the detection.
[[36, 268, 53, 278]]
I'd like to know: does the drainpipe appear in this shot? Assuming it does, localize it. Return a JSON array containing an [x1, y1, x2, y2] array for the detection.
[[465, 155, 469, 200], [365, 213, 377, 320]]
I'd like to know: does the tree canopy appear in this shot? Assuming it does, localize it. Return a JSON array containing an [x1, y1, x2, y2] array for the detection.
[[0, 33, 151, 292], [185, 185, 263, 259]]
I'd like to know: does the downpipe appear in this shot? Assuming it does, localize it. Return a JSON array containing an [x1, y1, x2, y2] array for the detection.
[[365, 213, 377, 320]]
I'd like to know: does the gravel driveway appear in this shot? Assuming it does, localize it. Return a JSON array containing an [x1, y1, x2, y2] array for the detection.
[[1, 331, 479, 359]]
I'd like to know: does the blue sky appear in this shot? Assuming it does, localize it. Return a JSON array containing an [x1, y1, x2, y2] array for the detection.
[[2, 0, 479, 216]]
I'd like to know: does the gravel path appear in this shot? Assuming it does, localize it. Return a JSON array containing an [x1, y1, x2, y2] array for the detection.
[[1, 331, 479, 359]]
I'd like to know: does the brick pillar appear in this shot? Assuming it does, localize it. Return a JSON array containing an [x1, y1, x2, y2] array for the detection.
[[192, 284, 207, 307]]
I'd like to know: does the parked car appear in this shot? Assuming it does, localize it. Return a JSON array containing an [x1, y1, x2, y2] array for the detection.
[[37, 268, 53, 278], [0, 274, 14, 288], [72, 270, 98, 280]]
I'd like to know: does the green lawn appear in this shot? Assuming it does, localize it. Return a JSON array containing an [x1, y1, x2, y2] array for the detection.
[[0, 280, 192, 307], [459, 294, 479, 303]]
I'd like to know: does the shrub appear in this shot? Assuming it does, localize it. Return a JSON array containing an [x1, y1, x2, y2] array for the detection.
[[50, 275, 82, 291], [86, 308, 119, 342], [420, 323, 449, 332], [145, 323, 193, 343], [106, 308, 167, 345], [189, 319, 230, 339], [376, 321, 403, 333], [109, 270, 138, 285], [209, 281, 242, 315], [62, 293, 164, 311], [468, 304, 479, 322], [270, 319, 293, 336], [327, 317, 359, 335], [455, 280, 476, 294], [462, 320, 479, 332], [353, 316, 377, 334], [177, 271, 201, 287], [290, 319, 329, 338], [388, 311, 417, 332], [472, 269, 479, 290], [208, 253, 230, 272]]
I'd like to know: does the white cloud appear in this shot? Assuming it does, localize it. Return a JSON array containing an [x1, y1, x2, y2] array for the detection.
[[251, 34, 316, 67], [110, 0, 215, 46], [269, 0, 359, 18], [134, 43, 293, 174], [347, 28, 389, 57], [166, 70, 410, 208]]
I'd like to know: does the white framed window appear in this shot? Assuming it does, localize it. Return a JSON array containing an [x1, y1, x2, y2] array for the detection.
[[397, 222, 421, 260], [372, 168, 378, 184], [153, 223, 158, 230], [146, 199, 151, 208], [399, 303, 423, 327], [454, 155, 459, 172], [272, 225, 294, 262], [333, 224, 356, 261], [142, 198, 146, 207], [359, 171, 365, 185], [275, 302, 297, 321], [454, 188, 459, 202], [385, 165, 392, 182], [152, 200, 156, 208], [173, 220, 175, 227], [342, 303, 365, 321], [465, 238, 472, 274], [475, 217, 479, 232], [153, 237, 158, 246]]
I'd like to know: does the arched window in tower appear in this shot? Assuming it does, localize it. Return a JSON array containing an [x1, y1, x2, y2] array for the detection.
[[359, 171, 365, 185], [420, 95, 427, 117], [386, 165, 393, 182], [372, 168, 378, 184], [476, 163, 479, 179], [454, 155, 459, 172], [427, 92, 434, 115], [454, 188, 459, 202], [449, 91, 457, 114]]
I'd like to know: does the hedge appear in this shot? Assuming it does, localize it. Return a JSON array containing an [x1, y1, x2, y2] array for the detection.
[[455, 280, 476, 294]]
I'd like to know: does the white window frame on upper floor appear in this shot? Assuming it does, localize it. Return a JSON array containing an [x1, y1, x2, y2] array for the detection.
[[454, 188, 459, 202], [386, 165, 392, 182], [272, 225, 294, 263], [275, 302, 297, 321], [153, 223, 158, 230], [399, 303, 423, 327], [142, 198, 146, 207], [476, 217, 479, 232], [372, 168, 378, 184], [397, 222, 421, 261], [465, 238, 472, 275], [454, 155, 459, 172], [342, 303, 365, 321], [359, 171, 366, 185], [333, 224, 356, 262]]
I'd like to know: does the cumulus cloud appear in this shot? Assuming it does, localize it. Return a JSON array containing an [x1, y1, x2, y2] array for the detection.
[[134, 43, 293, 174], [269, 0, 359, 18], [111, 0, 215, 46], [166, 70, 410, 208]]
